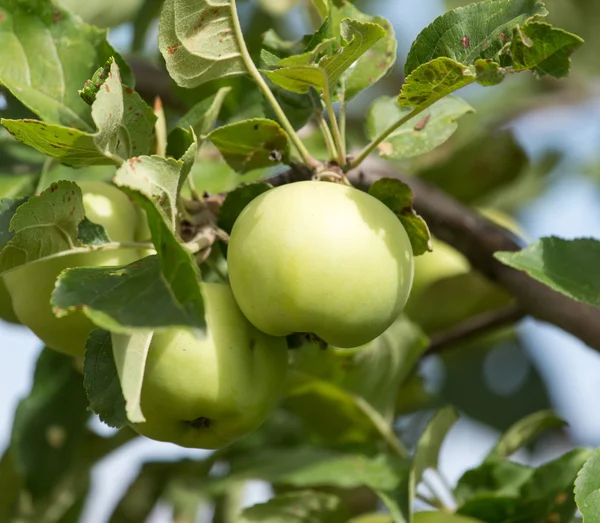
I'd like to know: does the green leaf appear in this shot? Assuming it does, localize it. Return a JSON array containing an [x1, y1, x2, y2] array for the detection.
[[455, 460, 534, 505], [417, 130, 528, 204], [59, 0, 144, 28], [510, 22, 584, 78], [239, 490, 349, 523], [413, 407, 459, 484], [11, 348, 89, 498], [53, 255, 206, 333], [404, 0, 548, 75], [474, 59, 506, 86], [366, 95, 474, 160], [1, 60, 156, 167], [0, 449, 22, 522], [188, 157, 271, 195], [368, 178, 432, 256], [115, 155, 182, 226], [414, 513, 484, 523], [167, 86, 232, 159], [111, 331, 153, 423], [486, 410, 566, 461], [575, 446, 600, 522], [0, 0, 133, 130], [495, 237, 600, 308], [218, 182, 273, 234], [0, 181, 85, 273], [0, 197, 26, 250], [457, 496, 523, 522], [399, 57, 476, 110], [208, 118, 290, 174], [158, 0, 246, 89], [258, 0, 300, 17], [264, 18, 386, 95], [83, 330, 127, 429]]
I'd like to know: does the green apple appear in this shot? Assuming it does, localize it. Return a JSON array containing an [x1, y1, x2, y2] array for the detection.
[[227, 181, 414, 348], [3, 181, 142, 356], [132, 282, 288, 449], [0, 278, 19, 324]]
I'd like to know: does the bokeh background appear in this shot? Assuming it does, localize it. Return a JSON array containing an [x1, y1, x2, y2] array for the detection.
[[1, 0, 599, 521]]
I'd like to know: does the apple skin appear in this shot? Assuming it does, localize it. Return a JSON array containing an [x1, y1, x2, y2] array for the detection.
[[132, 283, 288, 449], [3, 181, 142, 356], [227, 181, 414, 349], [0, 278, 19, 324]]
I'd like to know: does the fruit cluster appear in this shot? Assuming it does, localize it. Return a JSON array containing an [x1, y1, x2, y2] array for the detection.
[[0, 180, 415, 449]]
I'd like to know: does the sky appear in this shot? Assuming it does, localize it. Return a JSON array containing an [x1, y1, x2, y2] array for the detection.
[[1, 0, 600, 521]]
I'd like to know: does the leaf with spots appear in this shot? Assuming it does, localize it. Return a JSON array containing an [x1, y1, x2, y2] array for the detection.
[[0, 181, 86, 273], [367, 95, 474, 160], [11, 348, 89, 498], [0, 0, 133, 130], [509, 22, 584, 78], [495, 237, 600, 308], [368, 178, 432, 256], [404, 0, 548, 76], [208, 119, 290, 174], [398, 57, 476, 110], [53, 255, 206, 333], [158, 0, 246, 89], [1, 60, 156, 167]]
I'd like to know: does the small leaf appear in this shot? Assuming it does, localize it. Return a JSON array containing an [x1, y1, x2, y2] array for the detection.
[[510, 22, 584, 78], [404, 0, 548, 75], [53, 256, 205, 333], [495, 237, 600, 308], [218, 182, 273, 234], [367, 95, 474, 160], [368, 178, 432, 256], [11, 349, 89, 498], [399, 57, 476, 109], [575, 446, 600, 522], [115, 155, 182, 226], [158, 0, 246, 89], [111, 331, 154, 423], [486, 410, 566, 460], [0, 181, 85, 273], [0, 0, 133, 130], [239, 490, 349, 523], [474, 59, 506, 86], [208, 119, 290, 174], [84, 330, 127, 429], [413, 407, 459, 484]]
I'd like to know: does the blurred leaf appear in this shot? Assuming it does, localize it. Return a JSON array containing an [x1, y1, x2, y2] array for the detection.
[[413, 407, 459, 484], [111, 331, 153, 424], [496, 237, 600, 308], [368, 178, 432, 256], [0, 0, 133, 130], [239, 490, 349, 523], [208, 119, 290, 173], [259, 0, 300, 16], [510, 22, 584, 78], [0, 197, 26, 249], [132, 0, 164, 52], [404, 0, 548, 75], [417, 130, 529, 204], [84, 330, 127, 429], [218, 182, 272, 234], [59, 0, 144, 28], [456, 497, 523, 522], [575, 446, 600, 522], [487, 410, 566, 461], [158, 0, 246, 89], [0, 448, 23, 520], [455, 459, 534, 505], [348, 514, 393, 523], [414, 513, 483, 523], [187, 156, 271, 195], [367, 95, 474, 160], [11, 348, 89, 498], [109, 462, 174, 523]]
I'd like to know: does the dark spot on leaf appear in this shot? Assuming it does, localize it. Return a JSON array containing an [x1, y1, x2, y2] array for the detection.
[[268, 150, 283, 162], [0, 14, 4, 21], [414, 114, 431, 131], [167, 44, 179, 55], [104, 84, 110, 92], [461, 35, 470, 49], [253, 124, 259, 130], [249, 338, 256, 351], [498, 32, 508, 42], [187, 416, 211, 429]]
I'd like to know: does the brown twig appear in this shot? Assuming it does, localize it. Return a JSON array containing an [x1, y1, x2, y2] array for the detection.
[[424, 304, 527, 357]]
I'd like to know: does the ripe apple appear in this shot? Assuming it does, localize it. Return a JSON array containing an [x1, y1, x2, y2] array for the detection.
[[227, 181, 414, 348], [132, 282, 288, 449], [3, 181, 143, 356]]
